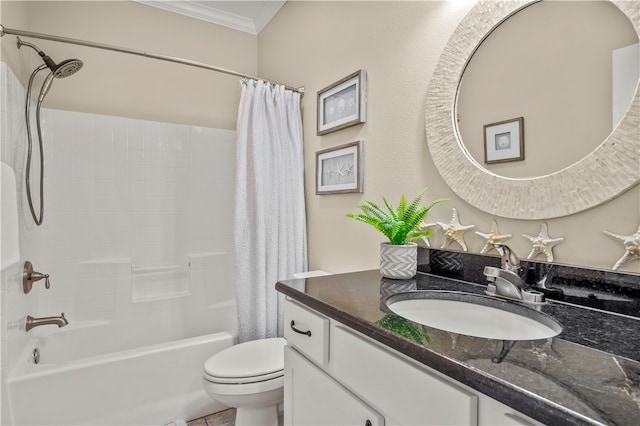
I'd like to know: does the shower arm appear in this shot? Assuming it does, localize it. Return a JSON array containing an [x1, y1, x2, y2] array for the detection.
[[0, 24, 305, 95], [16, 37, 43, 54]]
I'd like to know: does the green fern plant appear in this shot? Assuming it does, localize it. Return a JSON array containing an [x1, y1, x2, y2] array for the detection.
[[376, 314, 430, 344], [347, 188, 447, 245]]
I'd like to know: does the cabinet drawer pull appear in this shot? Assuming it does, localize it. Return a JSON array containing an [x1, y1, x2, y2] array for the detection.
[[290, 320, 312, 337]]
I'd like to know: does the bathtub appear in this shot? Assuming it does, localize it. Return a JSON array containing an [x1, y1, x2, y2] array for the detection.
[[7, 304, 237, 425]]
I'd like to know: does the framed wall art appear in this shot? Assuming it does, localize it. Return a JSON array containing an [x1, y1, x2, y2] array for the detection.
[[317, 70, 367, 136], [484, 117, 524, 164], [316, 141, 364, 195]]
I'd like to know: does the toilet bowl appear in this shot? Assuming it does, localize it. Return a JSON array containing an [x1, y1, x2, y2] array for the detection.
[[202, 337, 286, 426]]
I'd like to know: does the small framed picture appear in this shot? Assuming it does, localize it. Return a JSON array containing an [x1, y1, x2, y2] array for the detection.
[[316, 141, 364, 195], [484, 117, 524, 164], [317, 70, 367, 136]]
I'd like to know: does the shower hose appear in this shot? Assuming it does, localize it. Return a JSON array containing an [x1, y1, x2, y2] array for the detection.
[[24, 64, 50, 226]]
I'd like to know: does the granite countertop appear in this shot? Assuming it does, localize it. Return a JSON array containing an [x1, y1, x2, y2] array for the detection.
[[276, 269, 640, 426]]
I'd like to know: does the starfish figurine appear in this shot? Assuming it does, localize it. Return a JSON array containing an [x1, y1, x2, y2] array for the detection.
[[436, 208, 475, 251], [522, 223, 564, 262], [419, 222, 437, 247], [603, 225, 640, 270], [475, 220, 512, 255]]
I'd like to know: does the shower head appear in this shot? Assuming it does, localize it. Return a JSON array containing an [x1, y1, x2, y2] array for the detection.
[[51, 58, 83, 78], [17, 37, 83, 78]]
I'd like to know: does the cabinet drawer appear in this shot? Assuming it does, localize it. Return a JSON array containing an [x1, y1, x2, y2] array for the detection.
[[331, 324, 478, 425], [284, 298, 329, 365]]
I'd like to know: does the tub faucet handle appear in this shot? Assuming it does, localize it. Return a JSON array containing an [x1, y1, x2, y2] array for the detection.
[[23, 261, 51, 293], [32, 271, 50, 287]]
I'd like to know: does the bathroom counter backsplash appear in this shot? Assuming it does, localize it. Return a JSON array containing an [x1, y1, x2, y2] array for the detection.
[[276, 253, 640, 426], [419, 248, 640, 319]]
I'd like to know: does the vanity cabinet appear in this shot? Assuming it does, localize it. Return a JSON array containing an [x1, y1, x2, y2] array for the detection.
[[284, 298, 542, 426], [283, 298, 383, 425], [284, 346, 384, 426]]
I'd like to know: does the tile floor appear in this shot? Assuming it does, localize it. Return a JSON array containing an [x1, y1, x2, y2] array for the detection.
[[187, 409, 236, 426], [187, 409, 284, 426]]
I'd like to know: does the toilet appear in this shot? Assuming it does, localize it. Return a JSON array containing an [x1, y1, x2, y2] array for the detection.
[[202, 337, 286, 426], [202, 271, 331, 425]]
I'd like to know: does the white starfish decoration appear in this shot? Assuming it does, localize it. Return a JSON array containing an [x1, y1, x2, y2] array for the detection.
[[436, 208, 475, 251], [604, 225, 640, 270], [475, 220, 512, 255], [335, 163, 345, 178], [419, 222, 437, 247], [522, 223, 564, 262], [344, 164, 354, 176]]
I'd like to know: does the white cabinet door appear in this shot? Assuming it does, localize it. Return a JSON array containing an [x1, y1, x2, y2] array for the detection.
[[478, 394, 542, 426], [284, 346, 385, 426], [330, 324, 479, 425]]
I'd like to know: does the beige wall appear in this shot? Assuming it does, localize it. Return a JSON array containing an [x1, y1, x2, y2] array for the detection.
[[1, 1, 258, 129], [458, 0, 638, 178], [0, 1, 30, 77], [258, 0, 640, 274], [2, 1, 638, 274]]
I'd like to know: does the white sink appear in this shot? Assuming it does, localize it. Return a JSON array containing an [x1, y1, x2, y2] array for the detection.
[[386, 291, 562, 341]]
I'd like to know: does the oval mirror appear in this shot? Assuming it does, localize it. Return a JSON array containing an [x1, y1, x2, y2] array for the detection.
[[458, 1, 639, 179], [425, 0, 639, 219]]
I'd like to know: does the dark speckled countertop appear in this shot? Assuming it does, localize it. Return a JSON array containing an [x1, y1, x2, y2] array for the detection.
[[276, 252, 640, 426]]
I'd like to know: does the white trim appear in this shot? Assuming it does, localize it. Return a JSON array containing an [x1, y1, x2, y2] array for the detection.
[[133, 1, 286, 35]]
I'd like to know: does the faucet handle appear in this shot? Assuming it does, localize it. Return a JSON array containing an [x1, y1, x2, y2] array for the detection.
[[492, 243, 520, 272], [31, 272, 50, 287], [23, 261, 51, 293]]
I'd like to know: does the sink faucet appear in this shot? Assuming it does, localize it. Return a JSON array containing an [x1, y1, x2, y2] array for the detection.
[[26, 313, 68, 332], [483, 244, 543, 303]]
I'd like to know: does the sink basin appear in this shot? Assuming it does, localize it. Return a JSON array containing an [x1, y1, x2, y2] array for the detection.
[[386, 291, 562, 341]]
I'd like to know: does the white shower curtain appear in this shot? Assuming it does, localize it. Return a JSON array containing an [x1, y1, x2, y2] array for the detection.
[[234, 80, 308, 343]]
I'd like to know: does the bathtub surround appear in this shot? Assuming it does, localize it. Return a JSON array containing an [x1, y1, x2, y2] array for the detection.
[[1, 162, 19, 270], [234, 80, 307, 342], [0, 62, 238, 425]]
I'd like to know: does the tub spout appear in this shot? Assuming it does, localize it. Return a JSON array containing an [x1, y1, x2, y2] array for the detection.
[[26, 312, 68, 332]]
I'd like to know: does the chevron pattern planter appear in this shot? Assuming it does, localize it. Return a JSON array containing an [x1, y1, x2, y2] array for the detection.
[[380, 242, 417, 279]]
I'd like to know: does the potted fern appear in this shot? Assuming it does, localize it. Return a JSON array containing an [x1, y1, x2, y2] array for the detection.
[[347, 189, 446, 279]]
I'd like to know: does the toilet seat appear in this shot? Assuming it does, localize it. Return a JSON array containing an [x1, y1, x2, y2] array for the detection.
[[203, 337, 286, 385], [204, 369, 283, 384]]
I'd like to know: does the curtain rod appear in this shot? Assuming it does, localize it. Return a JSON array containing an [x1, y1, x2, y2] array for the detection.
[[0, 24, 305, 95]]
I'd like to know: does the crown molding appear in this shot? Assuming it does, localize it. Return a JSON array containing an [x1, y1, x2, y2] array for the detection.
[[134, 1, 285, 35]]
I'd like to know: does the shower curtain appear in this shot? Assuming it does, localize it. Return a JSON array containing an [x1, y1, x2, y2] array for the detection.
[[234, 80, 308, 343]]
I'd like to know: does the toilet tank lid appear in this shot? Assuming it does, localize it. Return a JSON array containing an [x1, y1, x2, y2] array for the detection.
[[292, 270, 332, 279], [204, 337, 286, 379]]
